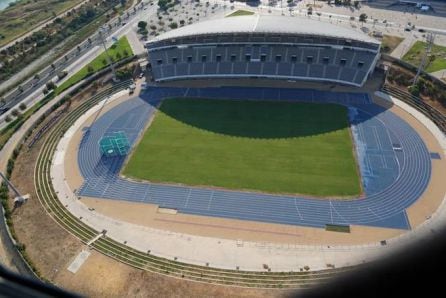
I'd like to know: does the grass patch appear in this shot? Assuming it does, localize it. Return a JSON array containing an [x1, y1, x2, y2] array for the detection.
[[381, 35, 403, 54], [403, 40, 446, 73], [123, 98, 361, 197], [226, 9, 255, 17], [56, 36, 133, 94], [325, 224, 351, 233]]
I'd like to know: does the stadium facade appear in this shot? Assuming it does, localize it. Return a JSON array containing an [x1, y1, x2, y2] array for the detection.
[[146, 15, 381, 87]]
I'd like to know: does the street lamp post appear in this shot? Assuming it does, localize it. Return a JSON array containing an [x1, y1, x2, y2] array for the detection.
[[98, 26, 118, 82]]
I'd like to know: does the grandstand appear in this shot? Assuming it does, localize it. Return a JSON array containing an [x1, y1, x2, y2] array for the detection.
[[146, 15, 381, 87]]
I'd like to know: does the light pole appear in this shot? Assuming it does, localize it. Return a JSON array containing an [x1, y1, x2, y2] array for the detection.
[[98, 26, 118, 82]]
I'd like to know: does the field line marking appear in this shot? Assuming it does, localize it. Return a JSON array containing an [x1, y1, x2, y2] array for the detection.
[[367, 207, 383, 220], [330, 201, 349, 224], [207, 190, 214, 210], [293, 199, 303, 220], [184, 188, 192, 208]]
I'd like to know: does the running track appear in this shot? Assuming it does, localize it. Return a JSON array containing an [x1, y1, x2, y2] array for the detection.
[[76, 87, 432, 230]]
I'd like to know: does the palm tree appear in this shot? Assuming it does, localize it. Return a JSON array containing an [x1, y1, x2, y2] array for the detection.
[[359, 13, 368, 25]]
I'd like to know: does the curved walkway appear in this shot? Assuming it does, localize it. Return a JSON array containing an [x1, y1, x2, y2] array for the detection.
[[76, 87, 431, 230]]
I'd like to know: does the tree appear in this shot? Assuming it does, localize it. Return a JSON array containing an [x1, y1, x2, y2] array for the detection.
[[18, 85, 23, 93], [359, 13, 368, 24], [307, 6, 313, 15], [46, 81, 56, 90], [50, 63, 56, 70], [354, 0, 360, 8], [5, 115, 12, 123], [123, 49, 129, 57], [87, 65, 94, 73], [116, 52, 122, 60], [34, 73, 40, 80], [19, 103, 27, 111], [169, 22, 178, 29], [138, 21, 148, 31], [11, 109, 19, 117]]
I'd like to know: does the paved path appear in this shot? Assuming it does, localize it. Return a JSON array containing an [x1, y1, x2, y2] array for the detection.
[[390, 35, 417, 59], [430, 69, 446, 80]]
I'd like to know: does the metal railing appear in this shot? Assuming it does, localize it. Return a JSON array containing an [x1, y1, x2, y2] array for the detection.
[[381, 83, 446, 135]]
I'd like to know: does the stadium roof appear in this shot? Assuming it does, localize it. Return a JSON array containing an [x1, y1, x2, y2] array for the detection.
[[150, 15, 380, 44]]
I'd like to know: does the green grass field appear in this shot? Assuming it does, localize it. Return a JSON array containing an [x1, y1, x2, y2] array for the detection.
[[226, 9, 255, 17], [403, 40, 446, 73], [123, 98, 361, 197], [56, 36, 133, 94]]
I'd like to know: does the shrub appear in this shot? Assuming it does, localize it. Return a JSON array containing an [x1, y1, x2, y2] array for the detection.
[[46, 81, 56, 90], [11, 109, 19, 117], [409, 84, 420, 96], [19, 103, 26, 111]]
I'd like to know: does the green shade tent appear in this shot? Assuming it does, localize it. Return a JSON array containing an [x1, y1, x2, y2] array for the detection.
[[99, 131, 130, 157]]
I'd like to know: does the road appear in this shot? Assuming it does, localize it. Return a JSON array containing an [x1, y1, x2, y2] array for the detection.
[[0, 1, 151, 126]]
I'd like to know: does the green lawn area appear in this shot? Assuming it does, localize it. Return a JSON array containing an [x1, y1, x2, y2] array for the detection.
[[226, 9, 255, 17], [403, 40, 446, 73], [56, 36, 133, 94], [123, 98, 361, 197]]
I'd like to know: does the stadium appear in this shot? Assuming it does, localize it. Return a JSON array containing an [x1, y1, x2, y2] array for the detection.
[[146, 15, 381, 86], [6, 12, 446, 292]]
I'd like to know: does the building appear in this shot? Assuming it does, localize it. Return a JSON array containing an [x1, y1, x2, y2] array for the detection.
[[146, 15, 381, 87]]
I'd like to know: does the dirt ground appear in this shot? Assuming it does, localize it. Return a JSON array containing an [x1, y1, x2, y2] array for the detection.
[[56, 249, 288, 298]]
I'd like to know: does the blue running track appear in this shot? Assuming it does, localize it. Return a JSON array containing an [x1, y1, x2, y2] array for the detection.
[[76, 86, 432, 230]]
